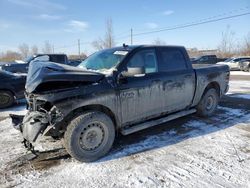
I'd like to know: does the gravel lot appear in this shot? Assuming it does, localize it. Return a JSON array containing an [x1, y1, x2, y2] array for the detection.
[[0, 71, 250, 188]]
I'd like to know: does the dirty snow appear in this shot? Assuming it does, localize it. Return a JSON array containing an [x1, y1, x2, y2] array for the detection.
[[0, 81, 250, 187], [227, 80, 250, 100]]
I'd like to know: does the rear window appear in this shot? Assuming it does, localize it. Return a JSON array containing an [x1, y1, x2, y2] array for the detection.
[[158, 48, 187, 71], [50, 55, 65, 64]]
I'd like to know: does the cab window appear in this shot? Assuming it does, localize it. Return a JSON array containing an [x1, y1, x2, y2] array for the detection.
[[158, 48, 187, 71], [127, 49, 158, 74]]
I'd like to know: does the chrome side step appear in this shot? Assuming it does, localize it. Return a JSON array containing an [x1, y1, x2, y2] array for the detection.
[[121, 109, 196, 135]]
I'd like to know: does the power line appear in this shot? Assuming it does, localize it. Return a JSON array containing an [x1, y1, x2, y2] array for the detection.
[[55, 9, 250, 50], [133, 12, 250, 37]]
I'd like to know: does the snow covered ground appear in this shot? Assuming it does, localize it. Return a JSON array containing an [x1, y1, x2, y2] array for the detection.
[[0, 80, 250, 188], [230, 71, 250, 76]]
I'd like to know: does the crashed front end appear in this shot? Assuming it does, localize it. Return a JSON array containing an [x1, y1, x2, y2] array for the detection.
[[11, 94, 63, 151], [10, 60, 104, 152]]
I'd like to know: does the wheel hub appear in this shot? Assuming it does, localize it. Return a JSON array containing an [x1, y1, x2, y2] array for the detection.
[[206, 95, 214, 110], [0, 95, 10, 105], [79, 123, 104, 151]]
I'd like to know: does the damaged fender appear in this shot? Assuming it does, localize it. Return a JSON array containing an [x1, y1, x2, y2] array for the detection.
[[10, 106, 63, 143]]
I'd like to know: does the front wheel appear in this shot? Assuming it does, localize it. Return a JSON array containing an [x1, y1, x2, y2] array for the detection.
[[0, 91, 14, 108], [64, 111, 115, 162], [196, 88, 219, 117]]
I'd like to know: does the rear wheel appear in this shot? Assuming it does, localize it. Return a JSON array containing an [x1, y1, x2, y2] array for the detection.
[[0, 91, 14, 108], [64, 111, 115, 162], [196, 88, 219, 117]]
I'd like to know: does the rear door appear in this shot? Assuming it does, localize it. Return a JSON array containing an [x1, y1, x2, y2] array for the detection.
[[157, 47, 195, 113]]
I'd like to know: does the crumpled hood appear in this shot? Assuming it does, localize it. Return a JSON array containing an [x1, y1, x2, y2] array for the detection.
[[26, 61, 105, 93]]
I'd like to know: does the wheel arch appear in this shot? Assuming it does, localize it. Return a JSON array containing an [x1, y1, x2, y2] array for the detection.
[[203, 81, 220, 97], [61, 104, 119, 133]]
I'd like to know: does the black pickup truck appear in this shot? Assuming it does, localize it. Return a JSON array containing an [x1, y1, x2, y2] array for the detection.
[[11, 45, 230, 162], [0, 54, 69, 73], [0, 70, 26, 108]]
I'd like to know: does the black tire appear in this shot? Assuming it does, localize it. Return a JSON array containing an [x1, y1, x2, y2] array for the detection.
[[64, 111, 115, 162], [196, 88, 219, 117], [0, 91, 15, 108]]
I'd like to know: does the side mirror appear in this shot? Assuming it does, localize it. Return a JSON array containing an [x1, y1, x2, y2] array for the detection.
[[124, 66, 145, 77], [117, 66, 145, 84]]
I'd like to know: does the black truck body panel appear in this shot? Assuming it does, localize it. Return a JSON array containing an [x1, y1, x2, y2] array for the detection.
[[11, 45, 230, 145]]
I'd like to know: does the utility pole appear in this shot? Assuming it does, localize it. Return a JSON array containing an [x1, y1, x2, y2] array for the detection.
[[78, 39, 81, 58], [130, 28, 133, 45]]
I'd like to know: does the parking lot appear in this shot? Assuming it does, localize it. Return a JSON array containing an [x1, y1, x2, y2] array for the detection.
[[0, 71, 249, 187]]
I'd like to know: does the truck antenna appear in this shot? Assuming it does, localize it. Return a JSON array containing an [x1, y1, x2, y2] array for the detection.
[[123, 43, 128, 48]]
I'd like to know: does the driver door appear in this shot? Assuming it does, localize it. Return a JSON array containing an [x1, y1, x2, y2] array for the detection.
[[118, 48, 162, 126]]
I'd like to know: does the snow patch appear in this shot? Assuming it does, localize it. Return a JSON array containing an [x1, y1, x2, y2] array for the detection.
[[230, 71, 250, 76]]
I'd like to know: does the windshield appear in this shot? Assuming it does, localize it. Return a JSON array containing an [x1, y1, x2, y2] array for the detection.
[[192, 56, 200, 60], [224, 58, 234, 62], [78, 48, 129, 72]]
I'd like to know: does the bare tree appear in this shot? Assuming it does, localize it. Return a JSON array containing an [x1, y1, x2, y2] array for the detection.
[[217, 26, 237, 57], [31, 45, 38, 55], [92, 38, 106, 50], [18, 43, 29, 58], [105, 19, 115, 48], [0, 50, 22, 61], [42, 41, 53, 53], [92, 19, 115, 50], [241, 33, 250, 55], [68, 53, 87, 60], [153, 38, 166, 45]]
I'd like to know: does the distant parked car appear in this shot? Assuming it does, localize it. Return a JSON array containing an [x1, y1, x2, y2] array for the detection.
[[217, 57, 250, 70], [0, 54, 70, 73], [191, 55, 217, 64], [0, 70, 26, 108], [239, 59, 250, 72]]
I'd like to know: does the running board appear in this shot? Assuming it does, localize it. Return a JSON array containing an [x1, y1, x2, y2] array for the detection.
[[121, 109, 196, 135]]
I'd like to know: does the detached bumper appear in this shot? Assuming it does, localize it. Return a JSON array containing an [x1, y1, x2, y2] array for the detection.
[[10, 111, 49, 143]]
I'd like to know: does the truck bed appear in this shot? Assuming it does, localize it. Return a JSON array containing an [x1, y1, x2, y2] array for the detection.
[[191, 63, 230, 107]]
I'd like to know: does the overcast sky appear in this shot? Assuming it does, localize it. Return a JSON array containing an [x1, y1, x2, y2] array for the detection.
[[0, 0, 249, 55]]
